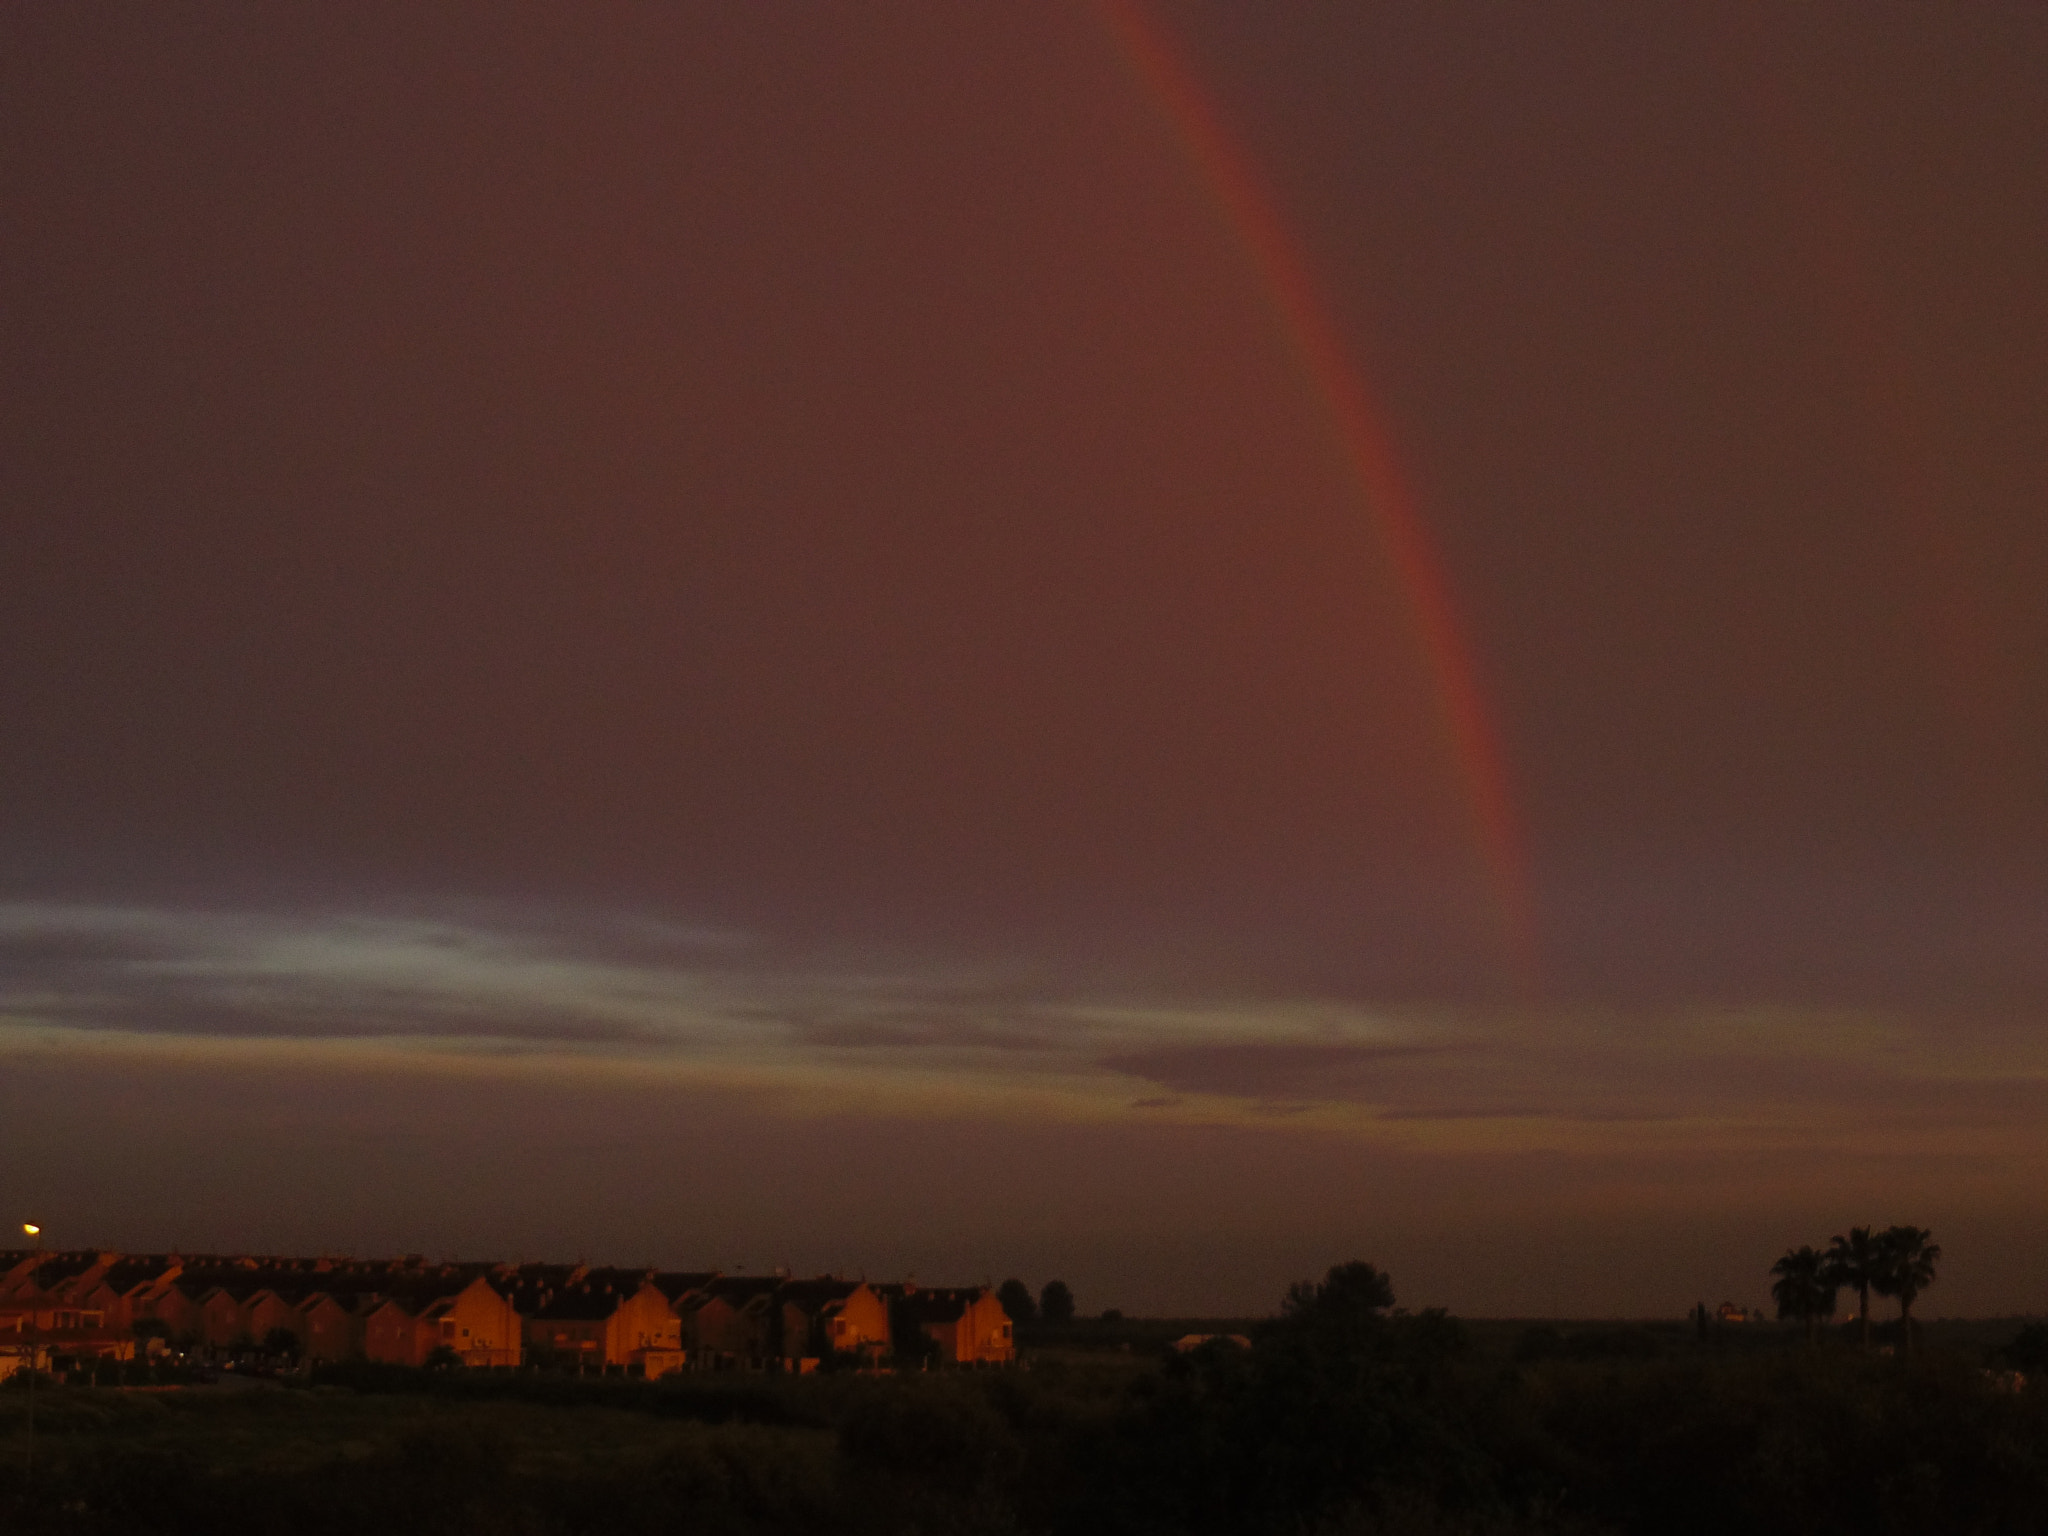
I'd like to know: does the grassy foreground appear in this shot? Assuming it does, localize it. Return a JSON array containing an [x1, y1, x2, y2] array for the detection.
[[1, 1303, 2044, 1534]]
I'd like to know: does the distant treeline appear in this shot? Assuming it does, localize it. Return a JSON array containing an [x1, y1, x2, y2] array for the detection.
[[1768, 1224, 1943, 1347], [2, 1259, 2046, 1535]]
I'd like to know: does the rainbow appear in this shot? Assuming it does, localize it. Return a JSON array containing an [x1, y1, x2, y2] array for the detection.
[[1098, 0, 1538, 981]]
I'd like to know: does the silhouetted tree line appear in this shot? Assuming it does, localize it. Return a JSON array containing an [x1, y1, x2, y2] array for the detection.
[[996, 1277, 1075, 1327], [1770, 1225, 1942, 1349], [4, 1255, 2045, 1536]]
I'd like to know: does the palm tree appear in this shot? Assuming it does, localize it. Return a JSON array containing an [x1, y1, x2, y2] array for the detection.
[[1824, 1226, 1883, 1346], [1769, 1246, 1837, 1345], [1874, 1225, 1940, 1354]]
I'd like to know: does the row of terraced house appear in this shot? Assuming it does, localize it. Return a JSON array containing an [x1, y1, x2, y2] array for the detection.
[[0, 1249, 1016, 1377]]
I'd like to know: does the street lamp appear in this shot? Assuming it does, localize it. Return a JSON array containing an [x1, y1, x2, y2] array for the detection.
[[22, 1222, 40, 1481]]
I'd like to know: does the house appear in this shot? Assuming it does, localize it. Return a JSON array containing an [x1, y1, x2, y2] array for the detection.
[[0, 1250, 112, 1304], [682, 1276, 782, 1368], [364, 1275, 521, 1367], [240, 1288, 305, 1349], [522, 1273, 679, 1373], [418, 1278, 524, 1367], [85, 1256, 184, 1332], [777, 1278, 891, 1367], [888, 1285, 1015, 1365], [0, 1252, 36, 1294], [0, 1299, 133, 1375], [194, 1284, 259, 1349], [140, 1279, 206, 1343], [1171, 1333, 1251, 1353], [651, 1271, 719, 1310], [362, 1295, 424, 1364], [295, 1292, 364, 1362]]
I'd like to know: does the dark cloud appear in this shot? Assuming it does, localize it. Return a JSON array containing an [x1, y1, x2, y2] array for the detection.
[[1101, 1029, 2048, 1130], [0, 924, 184, 980], [0, 906, 670, 1046], [1101, 1042, 1459, 1101], [19, 988, 660, 1046], [755, 1004, 1077, 1054]]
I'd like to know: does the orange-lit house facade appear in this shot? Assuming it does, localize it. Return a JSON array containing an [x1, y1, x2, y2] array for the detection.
[[522, 1274, 681, 1373], [892, 1285, 1016, 1365], [778, 1279, 891, 1366], [0, 1250, 1027, 1373], [0, 1300, 135, 1375], [364, 1276, 521, 1367]]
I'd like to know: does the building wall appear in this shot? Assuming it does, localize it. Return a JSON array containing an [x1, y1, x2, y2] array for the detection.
[[829, 1285, 891, 1359], [960, 1292, 1015, 1363], [922, 1292, 1015, 1365], [197, 1290, 247, 1349], [242, 1291, 301, 1346], [687, 1296, 769, 1364], [524, 1315, 606, 1366], [438, 1278, 522, 1366], [297, 1297, 362, 1362], [144, 1286, 200, 1342], [363, 1299, 424, 1366], [608, 1284, 679, 1366]]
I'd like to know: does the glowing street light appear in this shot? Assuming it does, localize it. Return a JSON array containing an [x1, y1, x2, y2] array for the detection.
[[21, 1224, 36, 1237]]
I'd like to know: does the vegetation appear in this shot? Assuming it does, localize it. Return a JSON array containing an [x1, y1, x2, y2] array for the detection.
[[1038, 1279, 1075, 1325], [0, 1251, 2041, 1534], [1826, 1226, 1885, 1347], [997, 1278, 1036, 1325], [1874, 1227, 1942, 1354], [1768, 1246, 1835, 1344], [1791, 1223, 1945, 1354]]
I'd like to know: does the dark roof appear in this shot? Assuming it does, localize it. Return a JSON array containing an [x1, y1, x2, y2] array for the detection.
[[650, 1271, 719, 1302], [893, 1294, 969, 1324], [886, 1285, 991, 1325], [506, 1263, 585, 1289], [383, 1273, 495, 1308], [777, 1277, 862, 1307], [99, 1257, 181, 1295], [530, 1287, 628, 1322], [702, 1275, 782, 1303], [577, 1267, 654, 1292], [23, 1252, 102, 1289], [196, 1281, 262, 1305]]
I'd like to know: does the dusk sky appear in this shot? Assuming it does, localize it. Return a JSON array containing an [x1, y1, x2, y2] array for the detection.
[[5, 2, 2047, 1316]]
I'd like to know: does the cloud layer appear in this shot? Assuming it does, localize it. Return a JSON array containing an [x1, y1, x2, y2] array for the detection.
[[5, 900, 2043, 1160]]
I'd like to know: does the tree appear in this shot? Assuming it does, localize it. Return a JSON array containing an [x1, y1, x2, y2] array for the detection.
[[1873, 1225, 1940, 1354], [996, 1278, 1036, 1325], [1824, 1226, 1883, 1346], [1282, 1260, 1396, 1324], [1995, 1321, 2048, 1375], [1039, 1279, 1075, 1324], [1768, 1246, 1837, 1345], [1271, 1261, 1401, 1362]]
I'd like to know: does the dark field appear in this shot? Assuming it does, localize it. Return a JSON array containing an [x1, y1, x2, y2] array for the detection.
[[3, 1312, 2045, 1535]]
